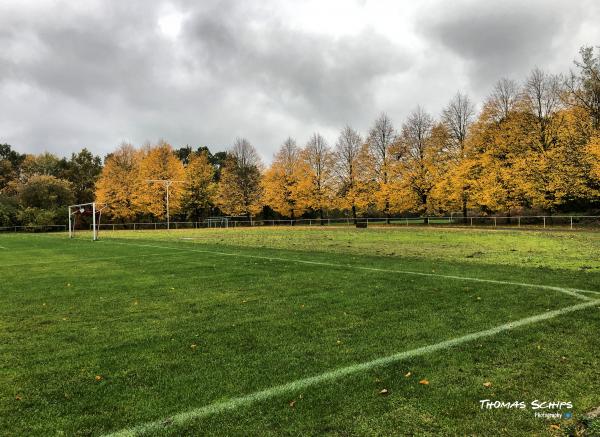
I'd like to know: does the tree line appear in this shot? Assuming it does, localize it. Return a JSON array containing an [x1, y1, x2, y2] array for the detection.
[[1, 46, 599, 227]]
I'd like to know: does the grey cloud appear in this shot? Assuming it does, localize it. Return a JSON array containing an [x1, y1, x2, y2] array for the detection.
[[417, 0, 595, 90], [184, 3, 411, 126], [0, 0, 598, 160], [0, 1, 411, 158]]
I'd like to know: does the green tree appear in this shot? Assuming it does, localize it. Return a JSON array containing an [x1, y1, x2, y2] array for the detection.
[[63, 148, 103, 204], [18, 175, 74, 210], [20, 152, 68, 180], [217, 138, 263, 218]]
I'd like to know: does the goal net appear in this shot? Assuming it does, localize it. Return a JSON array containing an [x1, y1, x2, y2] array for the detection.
[[68, 202, 106, 241], [206, 217, 229, 228]]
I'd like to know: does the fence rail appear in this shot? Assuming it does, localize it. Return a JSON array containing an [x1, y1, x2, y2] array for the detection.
[[90, 215, 600, 231], [0, 224, 67, 233], [3, 216, 600, 234]]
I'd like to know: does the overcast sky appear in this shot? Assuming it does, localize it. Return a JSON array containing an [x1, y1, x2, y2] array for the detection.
[[1, 0, 599, 162]]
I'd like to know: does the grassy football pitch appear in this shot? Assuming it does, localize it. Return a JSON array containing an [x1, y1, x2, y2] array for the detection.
[[1, 227, 600, 436]]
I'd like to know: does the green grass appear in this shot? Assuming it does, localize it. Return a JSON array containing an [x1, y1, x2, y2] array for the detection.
[[1, 226, 599, 436]]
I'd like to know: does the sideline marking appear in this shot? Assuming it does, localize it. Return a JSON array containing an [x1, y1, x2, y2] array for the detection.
[[104, 298, 600, 437], [105, 239, 595, 301]]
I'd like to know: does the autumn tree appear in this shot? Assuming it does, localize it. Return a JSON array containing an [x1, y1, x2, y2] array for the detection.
[[513, 68, 593, 211], [296, 133, 335, 221], [333, 126, 364, 221], [393, 106, 439, 215], [365, 113, 397, 221], [465, 111, 529, 215], [262, 138, 303, 219], [95, 143, 142, 221], [517, 106, 594, 211], [587, 134, 600, 181], [137, 141, 186, 219], [217, 138, 263, 218], [488, 78, 520, 121], [523, 68, 563, 152], [181, 150, 216, 221], [566, 46, 600, 129], [441, 92, 476, 218]]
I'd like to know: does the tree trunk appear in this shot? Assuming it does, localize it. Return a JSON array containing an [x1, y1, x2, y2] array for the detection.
[[385, 200, 390, 224], [352, 204, 357, 225]]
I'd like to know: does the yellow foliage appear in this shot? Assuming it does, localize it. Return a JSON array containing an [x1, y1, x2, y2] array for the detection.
[[294, 135, 335, 219], [262, 140, 304, 218], [182, 151, 216, 220], [95, 143, 142, 220], [587, 135, 600, 181], [137, 142, 186, 219]]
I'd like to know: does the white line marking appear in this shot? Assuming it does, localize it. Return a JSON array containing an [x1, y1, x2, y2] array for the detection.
[[0, 245, 7, 249], [104, 298, 600, 437], [105, 240, 596, 301]]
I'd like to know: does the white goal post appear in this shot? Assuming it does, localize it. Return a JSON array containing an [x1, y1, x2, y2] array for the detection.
[[68, 202, 107, 241], [206, 217, 229, 228]]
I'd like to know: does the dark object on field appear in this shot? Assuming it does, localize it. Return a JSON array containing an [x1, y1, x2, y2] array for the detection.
[[356, 222, 368, 229]]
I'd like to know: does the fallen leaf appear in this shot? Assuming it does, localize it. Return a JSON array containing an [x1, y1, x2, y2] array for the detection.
[[190, 344, 198, 350], [289, 400, 296, 408], [336, 340, 342, 345], [379, 388, 389, 395], [550, 424, 560, 430], [15, 395, 22, 401], [419, 379, 429, 385], [404, 372, 412, 377], [95, 375, 103, 382], [483, 382, 492, 388]]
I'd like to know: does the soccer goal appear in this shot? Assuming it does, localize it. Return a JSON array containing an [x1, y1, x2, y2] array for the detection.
[[206, 217, 229, 228], [68, 202, 107, 241]]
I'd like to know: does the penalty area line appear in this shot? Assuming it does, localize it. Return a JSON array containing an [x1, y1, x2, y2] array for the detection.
[[103, 298, 600, 437], [104, 240, 595, 301]]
